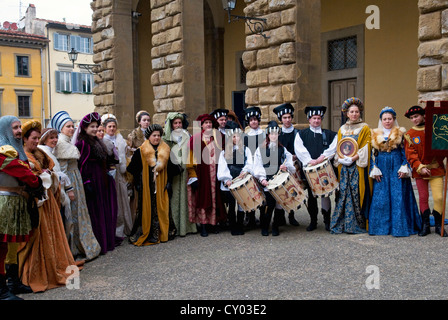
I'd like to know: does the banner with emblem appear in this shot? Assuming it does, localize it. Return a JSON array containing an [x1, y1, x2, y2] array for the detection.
[[424, 100, 448, 237], [424, 101, 448, 156]]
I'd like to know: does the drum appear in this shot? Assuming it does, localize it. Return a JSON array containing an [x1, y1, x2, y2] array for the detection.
[[229, 174, 265, 213], [267, 171, 307, 213], [303, 159, 339, 198]]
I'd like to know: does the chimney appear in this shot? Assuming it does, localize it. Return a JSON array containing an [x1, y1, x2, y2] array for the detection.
[[24, 4, 36, 34]]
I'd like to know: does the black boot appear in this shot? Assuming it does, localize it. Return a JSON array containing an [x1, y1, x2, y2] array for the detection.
[[6, 264, 32, 294], [272, 209, 283, 236], [433, 210, 448, 237], [200, 224, 208, 237], [288, 211, 299, 226], [0, 274, 22, 300], [418, 210, 431, 237], [322, 209, 331, 232], [260, 206, 272, 236], [278, 210, 287, 226], [306, 210, 318, 231], [236, 211, 245, 235], [228, 208, 238, 236]]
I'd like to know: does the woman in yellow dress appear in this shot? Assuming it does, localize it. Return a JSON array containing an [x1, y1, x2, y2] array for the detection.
[[330, 97, 373, 234], [126, 124, 170, 246]]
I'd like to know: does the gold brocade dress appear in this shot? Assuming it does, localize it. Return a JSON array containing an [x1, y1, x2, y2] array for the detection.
[[19, 148, 83, 292]]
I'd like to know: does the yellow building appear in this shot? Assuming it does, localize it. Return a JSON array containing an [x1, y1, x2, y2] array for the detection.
[[23, 4, 96, 124], [0, 29, 48, 123]]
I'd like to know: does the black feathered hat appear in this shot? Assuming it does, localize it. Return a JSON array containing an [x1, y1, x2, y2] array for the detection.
[[273, 103, 294, 121], [224, 120, 243, 137], [304, 106, 327, 119], [266, 120, 280, 134], [210, 108, 229, 120], [244, 107, 262, 122]]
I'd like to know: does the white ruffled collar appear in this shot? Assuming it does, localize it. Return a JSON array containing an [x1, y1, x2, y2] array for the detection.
[[282, 125, 294, 133]]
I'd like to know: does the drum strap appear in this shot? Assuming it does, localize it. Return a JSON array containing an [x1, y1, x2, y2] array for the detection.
[[322, 130, 328, 147]]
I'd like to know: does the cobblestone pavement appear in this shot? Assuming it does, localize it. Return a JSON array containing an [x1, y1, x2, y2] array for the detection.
[[19, 188, 448, 303]]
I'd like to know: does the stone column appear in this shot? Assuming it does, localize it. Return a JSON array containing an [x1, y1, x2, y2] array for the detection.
[[150, 0, 186, 125], [417, 0, 448, 102], [241, 0, 319, 126], [91, 0, 135, 133]]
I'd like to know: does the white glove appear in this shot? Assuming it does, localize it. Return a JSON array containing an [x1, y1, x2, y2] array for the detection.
[[339, 156, 354, 166]]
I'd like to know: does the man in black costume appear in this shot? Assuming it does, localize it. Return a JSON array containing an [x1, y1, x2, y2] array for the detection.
[[272, 103, 300, 227], [294, 106, 337, 231]]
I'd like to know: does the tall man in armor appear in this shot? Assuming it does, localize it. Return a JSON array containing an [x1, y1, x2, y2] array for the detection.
[[0, 116, 43, 300], [273, 103, 300, 226], [294, 106, 338, 231]]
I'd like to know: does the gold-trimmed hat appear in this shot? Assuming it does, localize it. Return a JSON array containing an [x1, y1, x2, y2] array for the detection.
[[22, 120, 42, 138]]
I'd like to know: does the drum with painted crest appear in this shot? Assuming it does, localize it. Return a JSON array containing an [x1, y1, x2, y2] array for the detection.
[[303, 158, 339, 198], [267, 171, 307, 213], [229, 174, 265, 213]]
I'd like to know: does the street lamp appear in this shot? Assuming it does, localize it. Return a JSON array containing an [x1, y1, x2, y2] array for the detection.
[[222, 0, 269, 39], [68, 47, 78, 68], [67, 47, 100, 75]]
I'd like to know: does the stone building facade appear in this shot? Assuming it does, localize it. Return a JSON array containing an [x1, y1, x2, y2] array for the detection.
[[417, 0, 448, 103], [90, 0, 322, 134], [90, 0, 443, 134]]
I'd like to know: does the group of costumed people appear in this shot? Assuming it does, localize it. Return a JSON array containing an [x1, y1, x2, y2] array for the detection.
[[0, 97, 446, 300]]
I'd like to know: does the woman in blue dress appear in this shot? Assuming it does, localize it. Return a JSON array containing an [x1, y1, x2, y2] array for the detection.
[[368, 107, 422, 237]]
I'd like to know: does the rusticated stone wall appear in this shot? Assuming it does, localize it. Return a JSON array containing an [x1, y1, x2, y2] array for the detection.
[[242, 0, 300, 124], [242, 0, 321, 125], [417, 0, 448, 101], [90, 0, 322, 130], [150, 0, 184, 125], [91, 0, 136, 133]]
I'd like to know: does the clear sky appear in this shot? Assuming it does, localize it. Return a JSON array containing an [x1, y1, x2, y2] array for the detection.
[[0, 0, 93, 27]]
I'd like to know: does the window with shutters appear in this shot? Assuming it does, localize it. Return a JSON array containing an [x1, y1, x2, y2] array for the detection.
[[55, 71, 71, 93], [56, 71, 94, 94], [54, 32, 92, 54], [54, 33, 69, 51]]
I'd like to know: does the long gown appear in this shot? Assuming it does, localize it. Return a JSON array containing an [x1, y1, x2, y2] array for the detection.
[[19, 148, 84, 292], [163, 128, 197, 236], [104, 133, 134, 237], [368, 127, 422, 237], [331, 121, 372, 234], [126, 140, 170, 246], [76, 137, 118, 254], [54, 133, 101, 261]]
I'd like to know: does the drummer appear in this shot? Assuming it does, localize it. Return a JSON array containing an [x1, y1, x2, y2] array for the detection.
[[294, 106, 337, 231], [243, 106, 265, 229], [254, 121, 296, 236], [210, 108, 229, 135], [273, 103, 300, 227], [217, 121, 254, 236]]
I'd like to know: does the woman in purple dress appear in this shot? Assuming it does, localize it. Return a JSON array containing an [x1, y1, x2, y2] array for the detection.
[[72, 112, 119, 254]]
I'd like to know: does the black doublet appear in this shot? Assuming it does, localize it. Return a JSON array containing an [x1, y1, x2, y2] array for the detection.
[[260, 145, 285, 180], [279, 129, 298, 154], [244, 133, 264, 156], [226, 147, 247, 179], [298, 128, 337, 160]]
